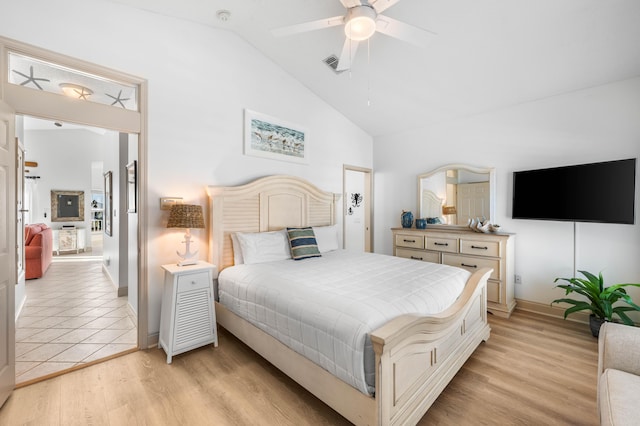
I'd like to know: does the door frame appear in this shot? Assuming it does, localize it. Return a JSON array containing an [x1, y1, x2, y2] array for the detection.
[[342, 165, 373, 252], [0, 37, 149, 349]]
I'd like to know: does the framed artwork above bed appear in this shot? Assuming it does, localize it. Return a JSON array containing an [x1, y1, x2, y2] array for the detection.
[[244, 109, 308, 164]]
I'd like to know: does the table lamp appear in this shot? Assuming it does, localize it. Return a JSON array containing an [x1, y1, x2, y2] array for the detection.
[[167, 204, 205, 266]]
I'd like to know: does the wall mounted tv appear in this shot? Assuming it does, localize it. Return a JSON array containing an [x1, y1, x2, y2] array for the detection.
[[512, 158, 636, 224]]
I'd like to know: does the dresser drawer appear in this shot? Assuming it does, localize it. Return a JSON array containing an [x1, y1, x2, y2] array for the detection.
[[442, 254, 500, 281], [426, 237, 458, 253], [177, 272, 211, 293], [395, 234, 425, 249], [396, 248, 440, 263], [460, 239, 500, 257]]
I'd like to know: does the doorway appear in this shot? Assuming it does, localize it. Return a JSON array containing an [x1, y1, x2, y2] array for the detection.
[[343, 165, 373, 252], [0, 36, 148, 401], [15, 117, 138, 384]]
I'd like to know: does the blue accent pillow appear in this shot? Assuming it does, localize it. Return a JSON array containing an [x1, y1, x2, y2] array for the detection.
[[286, 227, 322, 260]]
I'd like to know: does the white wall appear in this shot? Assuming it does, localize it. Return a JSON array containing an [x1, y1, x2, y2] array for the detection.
[[0, 0, 373, 338], [374, 77, 640, 306]]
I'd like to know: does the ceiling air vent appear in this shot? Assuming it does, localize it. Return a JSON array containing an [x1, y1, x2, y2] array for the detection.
[[323, 55, 345, 74]]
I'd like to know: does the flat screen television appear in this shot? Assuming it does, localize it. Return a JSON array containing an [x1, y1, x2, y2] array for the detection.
[[512, 158, 636, 224]]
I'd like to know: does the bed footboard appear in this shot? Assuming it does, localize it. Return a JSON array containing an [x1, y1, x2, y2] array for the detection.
[[370, 267, 492, 425]]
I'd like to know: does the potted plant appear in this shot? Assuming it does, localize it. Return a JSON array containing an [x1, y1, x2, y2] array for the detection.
[[552, 270, 640, 337]]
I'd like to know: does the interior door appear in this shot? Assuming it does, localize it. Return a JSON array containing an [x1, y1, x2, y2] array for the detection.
[[343, 166, 372, 252], [17, 139, 25, 283], [456, 181, 490, 224], [0, 100, 16, 407]]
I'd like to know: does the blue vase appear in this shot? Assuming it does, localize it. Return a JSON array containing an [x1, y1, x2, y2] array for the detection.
[[401, 211, 414, 228], [415, 218, 427, 229]]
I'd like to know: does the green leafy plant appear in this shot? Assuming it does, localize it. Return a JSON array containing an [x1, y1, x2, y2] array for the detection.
[[552, 270, 640, 325]]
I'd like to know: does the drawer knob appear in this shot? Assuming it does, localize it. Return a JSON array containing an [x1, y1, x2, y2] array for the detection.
[[461, 263, 478, 268], [191, 281, 196, 284], [403, 239, 416, 243], [471, 245, 488, 250], [434, 242, 448, 246]]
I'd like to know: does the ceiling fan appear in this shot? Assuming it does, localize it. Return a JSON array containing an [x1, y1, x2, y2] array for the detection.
[[271, 0, 435, 71]]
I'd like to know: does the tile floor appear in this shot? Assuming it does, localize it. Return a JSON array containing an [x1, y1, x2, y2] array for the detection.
[[15, 256, 137, 384]]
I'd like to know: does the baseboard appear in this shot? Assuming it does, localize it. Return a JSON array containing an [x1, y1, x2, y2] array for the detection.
[[15, 293, 26, 322], [515, 299, 589, 324], [126, 302, 137, 322], [117, 286, 128, 297], [147, 332, 159, 348]]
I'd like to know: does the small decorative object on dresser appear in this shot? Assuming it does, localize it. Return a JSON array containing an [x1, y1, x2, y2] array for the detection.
[[552, 270, 640, 337], [392, 226, 516, 318], [415, 218, 427, 229], [159, 261, 218, 363], [401, 210, 413, 228]]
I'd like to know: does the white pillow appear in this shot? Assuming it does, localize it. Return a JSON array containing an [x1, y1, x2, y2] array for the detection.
[[236, 229, 292, 264], [313, 225, 340, 253], [230, 233, 244, 265]]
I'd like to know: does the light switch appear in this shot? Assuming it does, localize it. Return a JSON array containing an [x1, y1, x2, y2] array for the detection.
[[160, 197, 183, 210]]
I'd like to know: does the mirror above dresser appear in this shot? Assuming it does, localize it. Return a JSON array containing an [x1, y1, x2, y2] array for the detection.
[[417, 164, 495, 228]]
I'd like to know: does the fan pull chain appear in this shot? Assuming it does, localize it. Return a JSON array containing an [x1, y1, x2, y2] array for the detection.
[[367, 38, 371, 107]]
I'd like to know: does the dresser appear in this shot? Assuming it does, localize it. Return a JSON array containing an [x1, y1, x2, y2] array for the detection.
[[392, 227, 516, 318], [52, 228, 86, 255], [159, 261, 218, 363]]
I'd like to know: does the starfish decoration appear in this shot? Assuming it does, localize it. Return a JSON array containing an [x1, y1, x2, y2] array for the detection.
[[12, 66, 50, 90], [106, 89, 130, 108], [74, 87, 92, 100]]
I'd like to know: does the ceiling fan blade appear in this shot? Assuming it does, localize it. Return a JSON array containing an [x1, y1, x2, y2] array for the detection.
[[271, 16, 345, 37], [336, 38, 360, 71], [369, 0, 402, 14], [340, 0, 363, 8], [375, 15, 436, 48]]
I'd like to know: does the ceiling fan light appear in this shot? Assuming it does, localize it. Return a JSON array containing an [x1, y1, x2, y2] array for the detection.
[[344, 6, 377, 41]]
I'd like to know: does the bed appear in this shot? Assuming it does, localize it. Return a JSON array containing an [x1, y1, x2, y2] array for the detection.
[[207, 175, 491, 426]]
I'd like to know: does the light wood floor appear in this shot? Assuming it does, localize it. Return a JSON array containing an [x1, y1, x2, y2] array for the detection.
[[0, 310, 598, 425]]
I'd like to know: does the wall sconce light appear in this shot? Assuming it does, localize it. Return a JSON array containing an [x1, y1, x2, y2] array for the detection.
[[167, 204, 205, 266], [59, 83, 93, 100]]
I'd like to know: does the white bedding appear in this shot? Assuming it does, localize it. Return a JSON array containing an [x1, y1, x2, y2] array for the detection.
[[218, 250, 471, 395]]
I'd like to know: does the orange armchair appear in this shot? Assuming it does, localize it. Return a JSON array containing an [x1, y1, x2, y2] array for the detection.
[[25, 223, 53, 280]]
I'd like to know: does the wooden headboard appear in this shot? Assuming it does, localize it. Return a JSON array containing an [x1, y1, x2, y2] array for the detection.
[[206, 175, 340, 271]]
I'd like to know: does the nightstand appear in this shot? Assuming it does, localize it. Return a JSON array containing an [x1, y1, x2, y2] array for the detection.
[[159, 261, 218, 363]]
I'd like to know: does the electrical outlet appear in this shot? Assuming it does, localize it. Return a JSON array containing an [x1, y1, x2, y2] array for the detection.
[[515, 274, 522, 284]]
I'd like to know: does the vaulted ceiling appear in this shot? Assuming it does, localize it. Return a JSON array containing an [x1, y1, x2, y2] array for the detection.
[[107, 0, 640, 137]]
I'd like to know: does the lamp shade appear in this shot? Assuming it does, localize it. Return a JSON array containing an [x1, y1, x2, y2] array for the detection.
[[167, 204, 205, 229]]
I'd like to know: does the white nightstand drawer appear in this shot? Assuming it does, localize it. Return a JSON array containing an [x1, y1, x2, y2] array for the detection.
[[395, 234, 425, 249], [442, 254, 500, 280], [426, 237, 458, 253], [177, 272, 210, 293], [460, 239, 500, 257], [396, 248, 440, 263]]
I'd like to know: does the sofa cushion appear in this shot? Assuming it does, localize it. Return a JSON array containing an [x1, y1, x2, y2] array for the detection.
[[599, 368, 640, 426]]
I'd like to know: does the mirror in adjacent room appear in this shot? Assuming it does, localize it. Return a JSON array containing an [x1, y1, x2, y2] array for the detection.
[[417, 165, 495, 227]]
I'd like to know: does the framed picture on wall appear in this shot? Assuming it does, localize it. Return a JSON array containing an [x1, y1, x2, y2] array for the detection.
[[243, 109, 309, 164], [104, 171, 113, 236], [126, 160, 137, 213]]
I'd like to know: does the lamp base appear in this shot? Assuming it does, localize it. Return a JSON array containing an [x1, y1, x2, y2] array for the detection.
[[177, 259, 198, 267]]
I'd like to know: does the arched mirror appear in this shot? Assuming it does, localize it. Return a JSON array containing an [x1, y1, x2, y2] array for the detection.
[[417, 165, 495, 227]]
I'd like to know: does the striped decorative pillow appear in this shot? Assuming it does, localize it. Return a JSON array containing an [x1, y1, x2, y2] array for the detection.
[[286, 227, 322, 260]]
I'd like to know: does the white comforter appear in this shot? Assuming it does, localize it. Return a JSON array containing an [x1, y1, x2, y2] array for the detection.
[[218, 250, 471, 395]]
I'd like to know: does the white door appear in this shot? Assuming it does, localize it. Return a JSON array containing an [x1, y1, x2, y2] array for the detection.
[[343, 167, 372, 252], [17, 139, 25, 283], [0, 100, 16, 407], [457, 181, 490, 224]]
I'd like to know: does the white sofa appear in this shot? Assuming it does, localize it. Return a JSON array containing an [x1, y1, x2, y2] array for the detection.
[[598, 322, 640, 425]]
